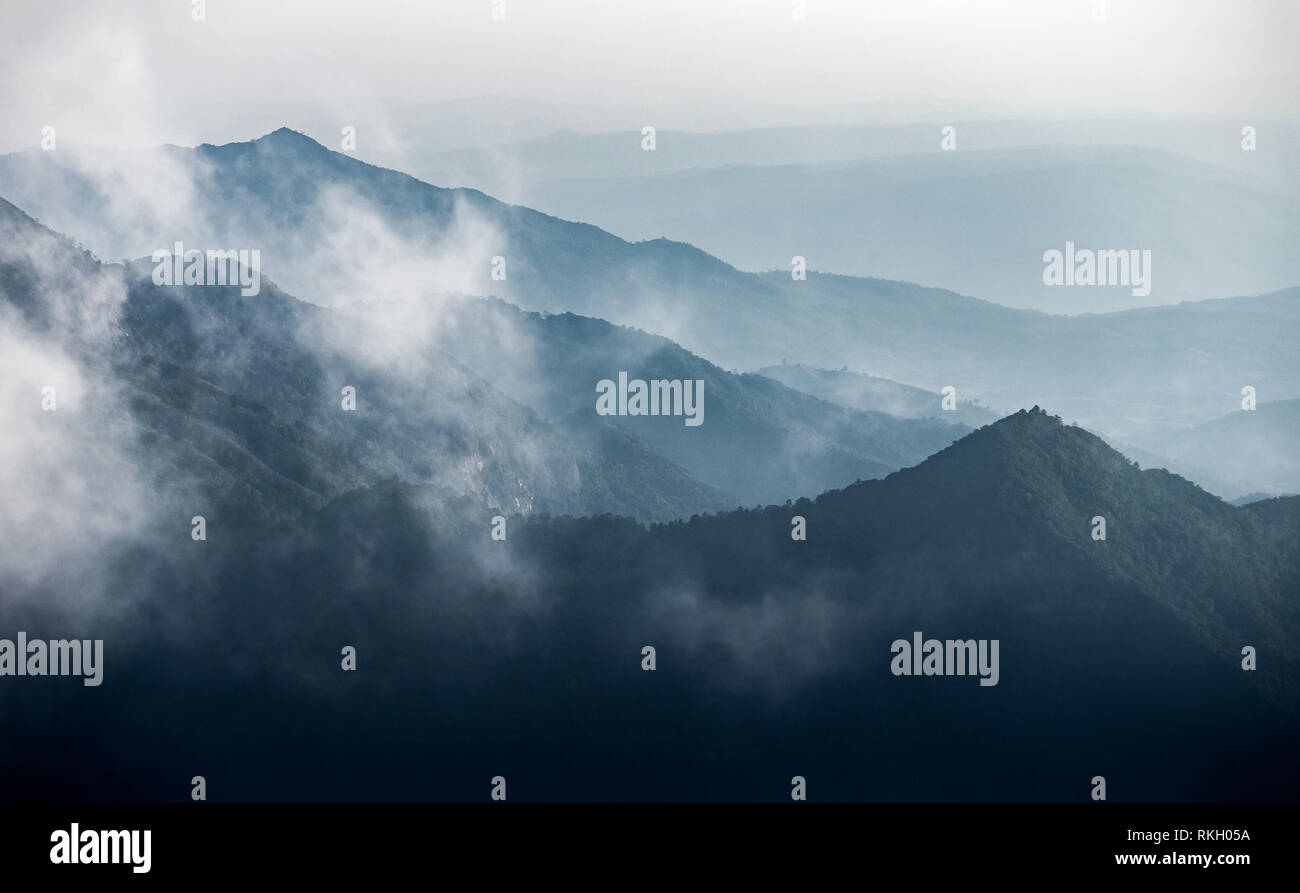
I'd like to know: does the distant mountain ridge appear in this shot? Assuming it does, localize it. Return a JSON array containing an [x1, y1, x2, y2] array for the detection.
[[0, 129, 1294, 443], [756, 363, 998, 426], [399, 119, 1300, 198], [340, 295, 970, 507], [509, 145, 1300, 312], [1129, 399, 1300, 498]]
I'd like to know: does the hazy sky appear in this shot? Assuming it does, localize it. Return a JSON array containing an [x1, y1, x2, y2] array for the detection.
[[0, 0, 1295, 152]]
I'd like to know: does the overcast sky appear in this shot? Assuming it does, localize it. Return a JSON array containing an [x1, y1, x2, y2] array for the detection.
[[0, 0, 1295, 153]]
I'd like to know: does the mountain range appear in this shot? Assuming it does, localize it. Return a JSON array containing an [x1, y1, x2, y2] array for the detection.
[[0, 195, 731, 525], [0, 194, 973, 521], [0, 128, 1294, 447], [341, 295, 969, 507], [2, 406, 1295, 801], [395, 118, 1300, 198], [755, 362, 998, 427], [0, 126, 1295, 802], [494, 145, 1300, 312]]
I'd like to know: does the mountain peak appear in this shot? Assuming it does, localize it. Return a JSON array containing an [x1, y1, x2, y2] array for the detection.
[[1005, 405, 1061, 427], [199, 127, 331, 157], [252, 127, 330, 151], [261, 126, 318, 143], [950, 405, 1099, 463], [864, 403, 1134, 509]]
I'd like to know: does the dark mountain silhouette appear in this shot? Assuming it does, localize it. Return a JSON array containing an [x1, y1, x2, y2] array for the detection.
[[2, 409, 1295, 802]]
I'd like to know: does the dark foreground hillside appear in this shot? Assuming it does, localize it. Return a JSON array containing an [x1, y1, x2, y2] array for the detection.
[[1, 410, 1295, 802]]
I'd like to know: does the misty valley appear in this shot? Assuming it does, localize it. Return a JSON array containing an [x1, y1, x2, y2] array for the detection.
[[0, 125, 1295, 806]]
